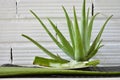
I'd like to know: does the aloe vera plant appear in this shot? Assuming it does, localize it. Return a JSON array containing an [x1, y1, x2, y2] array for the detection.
[[22, 0, 113, 69]]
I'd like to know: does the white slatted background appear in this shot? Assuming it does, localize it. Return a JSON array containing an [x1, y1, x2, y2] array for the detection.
[[0, 0, 120, 66], [95, 0, 120, 18]]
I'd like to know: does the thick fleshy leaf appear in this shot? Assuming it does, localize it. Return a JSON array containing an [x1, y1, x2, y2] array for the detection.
[[50, 61, 87, 69], [62, 6, 75, 50], [86, 60, 100, 66], [48, 18, 74, 59], [73, 7, 85, 61], [33, 56, 69, 67], [85, 8, 90, 52], [22, 34, 64, 60], [30, 10, 74, 59], [86, 8, 90, 27], [86, 13, 100, 51], [49, 60, 100, 69], [81, 0, 87, 52], [87, 15, 113, 59], [87, 13, 100, 42], [80, 0, 86, 39], [86, 40, 103, 60]]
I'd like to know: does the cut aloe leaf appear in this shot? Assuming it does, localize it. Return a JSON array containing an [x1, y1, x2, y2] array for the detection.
[[33, 56, 69, 67]]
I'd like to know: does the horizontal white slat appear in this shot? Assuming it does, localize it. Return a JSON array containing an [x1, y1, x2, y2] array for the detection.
[[95, 0, 120, 18], [18, 0, 91, 18], [0, 0, 16, 19], [95, 0, 120, 6]]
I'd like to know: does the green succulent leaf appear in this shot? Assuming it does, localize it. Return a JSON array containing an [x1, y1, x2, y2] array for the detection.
[[22, 34, 67, 61], [86, 60, 100, 66], [86, 39, 103, 60], [86, 15, 113, 60], [48, 18, 74, 59], [33, 56, 69, 67], [81, 0, 86, 39], [30, 10, 75, 59], [81, 0, 87, 52], [86, 13, 100, 50], [49, 60, 100, 69], [73, 6, 85, 61], [86, 8, 90, 27], [62, 6, 75, 50]]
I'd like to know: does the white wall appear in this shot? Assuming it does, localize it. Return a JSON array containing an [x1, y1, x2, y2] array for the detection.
[[0, 0, 120, 66]]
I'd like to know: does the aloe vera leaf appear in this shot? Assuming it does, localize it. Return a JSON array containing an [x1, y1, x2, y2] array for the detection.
[[87, 15, 113, 57], [86, 60, 100, 66], [1, 67, 120, 76], [80, 0, 86, 39], [30, 10, 75, 59], [86, 48, 98, 60], [86, 39, 103, 60], [62, 6, 75, 50], [87, 13, 100, 49], [22, 34, 64, 60], [81, 0, 87, 52], [86, 45, 104, 60], [86, 8, 90, 27], [73, 7, 85, 61], [85, 8, 90, 52], [87, 13, 100, 41], [22, 34, 68, 62], [48, 18, 74, 58], [33, 56, 69, 67]]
